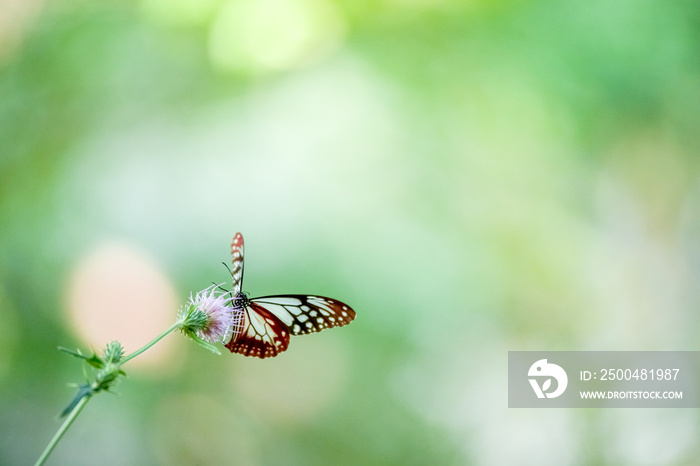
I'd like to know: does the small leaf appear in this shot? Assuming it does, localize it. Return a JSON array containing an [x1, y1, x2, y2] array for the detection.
[[84, 355, 105, 369], [58, 347, 104, 369], [57, 347, 84, 358], [542, 379, 552, 391]]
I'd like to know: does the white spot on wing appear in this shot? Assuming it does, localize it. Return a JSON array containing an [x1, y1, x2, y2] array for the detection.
[[256, 303, 294, 326], [248, 312, 267, 334], [285, 306, 302, 315]]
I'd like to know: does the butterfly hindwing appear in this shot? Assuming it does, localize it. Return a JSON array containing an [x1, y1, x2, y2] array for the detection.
[[224, 302, 290, 358]]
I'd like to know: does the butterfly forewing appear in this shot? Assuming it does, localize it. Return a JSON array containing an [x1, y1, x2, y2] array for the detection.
[[251, 295, 356, 336], [231, 233, 244, 295]]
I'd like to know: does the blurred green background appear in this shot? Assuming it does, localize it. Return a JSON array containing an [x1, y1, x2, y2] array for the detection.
[[2, 0, 700, 464]]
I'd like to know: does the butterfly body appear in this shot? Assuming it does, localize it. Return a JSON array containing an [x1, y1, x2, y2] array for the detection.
[[224, 233, 356, 359]]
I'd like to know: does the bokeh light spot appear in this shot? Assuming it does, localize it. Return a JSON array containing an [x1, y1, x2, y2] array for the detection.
[[66, 241, 179, 368], [208, 0, 345, 74], [0, 0, 44, 59]]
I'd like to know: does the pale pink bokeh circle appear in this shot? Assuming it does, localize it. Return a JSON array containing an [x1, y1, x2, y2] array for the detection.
[[66, 241, 180, 368]]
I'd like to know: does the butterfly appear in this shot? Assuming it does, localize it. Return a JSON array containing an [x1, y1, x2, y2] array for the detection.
[[224, 233, 356, 358]]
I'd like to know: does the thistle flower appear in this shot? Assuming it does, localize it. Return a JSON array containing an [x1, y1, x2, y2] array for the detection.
[[178, 285, 238, 347]]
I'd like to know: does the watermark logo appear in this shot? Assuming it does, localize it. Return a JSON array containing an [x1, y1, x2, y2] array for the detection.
[[510, 352, 697, 407], [528, 359, 568, 399]]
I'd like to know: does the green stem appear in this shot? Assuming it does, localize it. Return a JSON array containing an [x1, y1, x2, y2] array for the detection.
[[36, 321, 182, 465], [121, 321, 182, 365], [34, 395, 90, 466]]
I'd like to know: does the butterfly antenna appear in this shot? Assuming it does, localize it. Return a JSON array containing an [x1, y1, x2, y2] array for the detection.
[[222, 261, 233, 276], [212, 282, 230, 294]]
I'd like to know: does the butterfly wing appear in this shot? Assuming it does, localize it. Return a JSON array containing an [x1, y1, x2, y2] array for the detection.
[[225, 295, 356, 359], [224, 302, 290, 358], [251, 295, 356, 336], [231, 233, 245, 295]]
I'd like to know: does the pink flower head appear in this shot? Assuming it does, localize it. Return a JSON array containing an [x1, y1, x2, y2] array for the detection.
[[184, 285, 235, 343]]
